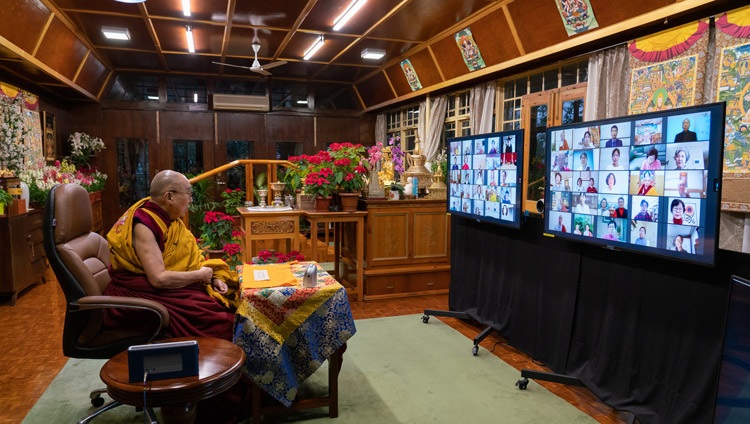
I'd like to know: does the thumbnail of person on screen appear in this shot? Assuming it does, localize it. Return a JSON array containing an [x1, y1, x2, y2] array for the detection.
[[577, 152, 591, 171], [583, 223, 594, 237], [552, 172, 565, 191], [489, 139, 499, 154], [558, 132, 570, 150], [486, 188, 498, 202], [674, 118, 697, 142], [500, 170, 510, 187], [451, 200, 459, 211], [605, 126, 623, 147], [554, 215, 567, 232], [573, 193, 591, 214], [606, 148, 625, 170], [671, 199, 686, 224], [501, 190, 512, 204], [586, 178, 598, 193], [501, 205, 509, 218], [673, 149, 689, 170], [670, 234, 691, 254], [573, 224, 583, 235], [602, 173, 617, 193], [599, 198, 610, 216], [614, 197, 627, 218], [575, 177, 584, 192], [637, 170, 658, 196], [634, 199, 653, 221], [602, 221, 619, 241], [634, 226, 649, 246], [579, 131, 594, 149], [462, 156, 470, 170], [641, 148, 662, 170], [489, 171, 497, 187]]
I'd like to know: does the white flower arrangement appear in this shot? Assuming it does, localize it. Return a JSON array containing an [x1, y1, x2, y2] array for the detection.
[[68, 132, 105, 168], [0, 95, 30, 175]]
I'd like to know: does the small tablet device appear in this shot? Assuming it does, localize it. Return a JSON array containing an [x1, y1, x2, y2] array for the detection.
[[127, 340, 199, 382]]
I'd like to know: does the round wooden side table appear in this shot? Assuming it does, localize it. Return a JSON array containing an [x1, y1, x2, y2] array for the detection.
[[100, 337, 245, 423]]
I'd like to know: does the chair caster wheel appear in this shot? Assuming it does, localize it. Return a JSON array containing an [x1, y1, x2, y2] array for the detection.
[[515, 378, 529, 390], [472, 345, 479, 356], [422, 315, 430, 323], [91, 396, 105, 407]]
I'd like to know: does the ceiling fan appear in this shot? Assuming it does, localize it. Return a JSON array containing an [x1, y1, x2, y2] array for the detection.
[[213, 41, 287, 76]]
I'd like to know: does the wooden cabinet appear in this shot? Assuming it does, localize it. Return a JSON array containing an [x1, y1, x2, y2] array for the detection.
[[0, 209, 46, 305], [346, 199, 450, 300]]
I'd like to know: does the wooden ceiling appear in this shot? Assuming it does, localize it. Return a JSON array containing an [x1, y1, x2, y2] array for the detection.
[[0, 0, 738, 111]]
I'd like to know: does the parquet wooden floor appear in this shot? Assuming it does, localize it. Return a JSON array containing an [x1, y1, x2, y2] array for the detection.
[[0, 273, 628, 424]]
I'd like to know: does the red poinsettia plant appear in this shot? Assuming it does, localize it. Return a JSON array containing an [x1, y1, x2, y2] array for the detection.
[[295, 143, 367, 197], [253, 249, 305, 264]]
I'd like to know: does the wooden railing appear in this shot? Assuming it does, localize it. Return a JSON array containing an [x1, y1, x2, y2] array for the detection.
[[183, 159, 295, 227]]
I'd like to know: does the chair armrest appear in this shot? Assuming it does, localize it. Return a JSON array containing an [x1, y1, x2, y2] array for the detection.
[[75, 295, 171, 329]]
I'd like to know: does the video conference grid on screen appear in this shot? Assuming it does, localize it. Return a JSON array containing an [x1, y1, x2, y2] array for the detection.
[[544, 103, 724, 266], [447, 129, 524, 228]]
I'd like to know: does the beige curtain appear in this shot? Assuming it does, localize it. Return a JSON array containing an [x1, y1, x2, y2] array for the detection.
[[375, 113, 386, 144], [585, 44, 630, 121], [423, 95, 447, 161], [470, 82, 496, 134]]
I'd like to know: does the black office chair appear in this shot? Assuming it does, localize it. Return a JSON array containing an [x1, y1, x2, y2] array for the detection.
[[43, 183, 170, 423]]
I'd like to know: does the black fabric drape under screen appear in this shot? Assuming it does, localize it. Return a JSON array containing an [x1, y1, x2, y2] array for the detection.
[[448, 214, 750, 423]]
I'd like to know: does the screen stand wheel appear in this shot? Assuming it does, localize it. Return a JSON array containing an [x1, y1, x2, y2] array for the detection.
[[422, 309, 495, 356]]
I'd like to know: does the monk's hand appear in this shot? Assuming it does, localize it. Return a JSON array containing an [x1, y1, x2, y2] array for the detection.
[[212, 278, 228, 294], [198, 266, 213, 284]]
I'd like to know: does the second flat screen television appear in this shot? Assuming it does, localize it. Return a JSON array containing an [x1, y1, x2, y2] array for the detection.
[[543, 103, 724, 266], [447, 129, 524, 229]]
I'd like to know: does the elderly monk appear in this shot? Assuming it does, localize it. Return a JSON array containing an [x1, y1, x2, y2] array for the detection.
[[104, 170, 236, 341]]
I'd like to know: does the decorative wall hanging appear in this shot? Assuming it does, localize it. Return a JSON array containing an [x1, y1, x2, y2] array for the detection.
[[455, 28, 485, 71], [627, 20, 709, 115], [555, 0, 599, 36], [400, 59, 422, 91]]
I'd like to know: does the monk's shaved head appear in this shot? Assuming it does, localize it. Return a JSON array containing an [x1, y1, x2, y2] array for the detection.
[[150, 170, 189, 198]]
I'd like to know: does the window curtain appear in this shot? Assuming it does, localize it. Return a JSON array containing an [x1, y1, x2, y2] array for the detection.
[[375, 113, 386, 144], [470, 82, 496, 134], [584, 44, 630, 121], [423, 95, 447, 161], [418, 99, 427, 152]]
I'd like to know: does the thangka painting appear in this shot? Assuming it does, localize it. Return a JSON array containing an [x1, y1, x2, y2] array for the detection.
[[455, 28, 485, 71], [400, 59, 422, 91], [628, 56, 698, 115], [715, 5, 750, 176], [0, 81, 42, 169], [628, 20, 710, 115], [555, 0, 598, 36]]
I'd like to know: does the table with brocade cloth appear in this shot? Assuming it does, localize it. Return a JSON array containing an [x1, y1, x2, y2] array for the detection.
[[233, 261, 357, 421]]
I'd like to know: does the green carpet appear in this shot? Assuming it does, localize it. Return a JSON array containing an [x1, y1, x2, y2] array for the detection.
[[24, 315, 596, 423]]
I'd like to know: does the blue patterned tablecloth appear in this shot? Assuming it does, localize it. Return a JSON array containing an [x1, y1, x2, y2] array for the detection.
[[233, 262, 356, 407]]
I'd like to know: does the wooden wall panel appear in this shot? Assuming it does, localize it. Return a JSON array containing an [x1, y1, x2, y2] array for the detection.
[[430, 36, 468, 82], [359, 115, 375, 146], [316, 116, 361, 145], [407, 48, 442, 87], [216, 112, 265, 143], [0, 0, 50, 54], [100, 109, 156, 138], [385, 64, 412, 97], [470, 9, 521, 66], [76, 55, 108, 97], [356, 72, 395, 109], [589, 0, 670, 27], [160, 110, 214, 140], [35, 18, 88, 81], [506, 0, 567, 55], [264, 114, 313, 157]]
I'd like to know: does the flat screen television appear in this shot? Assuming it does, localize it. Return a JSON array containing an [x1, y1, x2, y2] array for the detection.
[[447, 129, 525, 228], [542, 103, 725, 266], [713, 275, 750, 423]]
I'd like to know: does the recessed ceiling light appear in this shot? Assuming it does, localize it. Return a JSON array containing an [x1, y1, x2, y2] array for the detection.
[[101, 26, 130, 40], [361, 48, 385, 60], [297, 99, 308, 105], [182, 0, 191, 17], [147, 95, 159, 101], [185, 26, 195, 53]]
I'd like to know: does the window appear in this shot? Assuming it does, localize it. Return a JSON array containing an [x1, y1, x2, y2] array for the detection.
[[386, 105, 420, 152], [116, 138, 149, 207], [443, 90, 471, 148], [173, 140, 203, 175], [226, 141, 255, 191]]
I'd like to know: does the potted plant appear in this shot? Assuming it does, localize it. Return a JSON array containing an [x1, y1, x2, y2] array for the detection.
[[221, 187, 245, 215], [328, 142, 367, 211], [0, 188, 12, 215], [252, 249, 305, 264], [68, 132, 105, 169], [187, 177, 219, 237], [385, 181, 405, 200], [199, 211, 239, 255], [222, 240, 243, 271]]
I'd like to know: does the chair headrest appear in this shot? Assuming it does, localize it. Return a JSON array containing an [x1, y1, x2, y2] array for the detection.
[[53, 184, 94, 244]]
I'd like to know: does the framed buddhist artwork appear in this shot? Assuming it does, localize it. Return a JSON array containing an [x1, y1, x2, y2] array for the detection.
[[43, 111, 55, 161]]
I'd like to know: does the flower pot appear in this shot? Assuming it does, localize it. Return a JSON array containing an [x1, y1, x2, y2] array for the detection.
[[205, 249, 224, 260], [388, 190, 400, 200], [314, 195, 332, 211], [338, 192, 360, 212]]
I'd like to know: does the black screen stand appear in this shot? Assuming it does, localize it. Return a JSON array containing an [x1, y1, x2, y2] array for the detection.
[[422, 309, 495, 356]]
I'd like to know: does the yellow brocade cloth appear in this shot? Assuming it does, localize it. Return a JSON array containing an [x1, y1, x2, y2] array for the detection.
[[241, 263, 298, 289], [233, 261, 355, 407]]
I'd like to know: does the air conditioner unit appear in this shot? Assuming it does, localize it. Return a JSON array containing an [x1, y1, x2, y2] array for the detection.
[[212, 94, 269, 111]]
